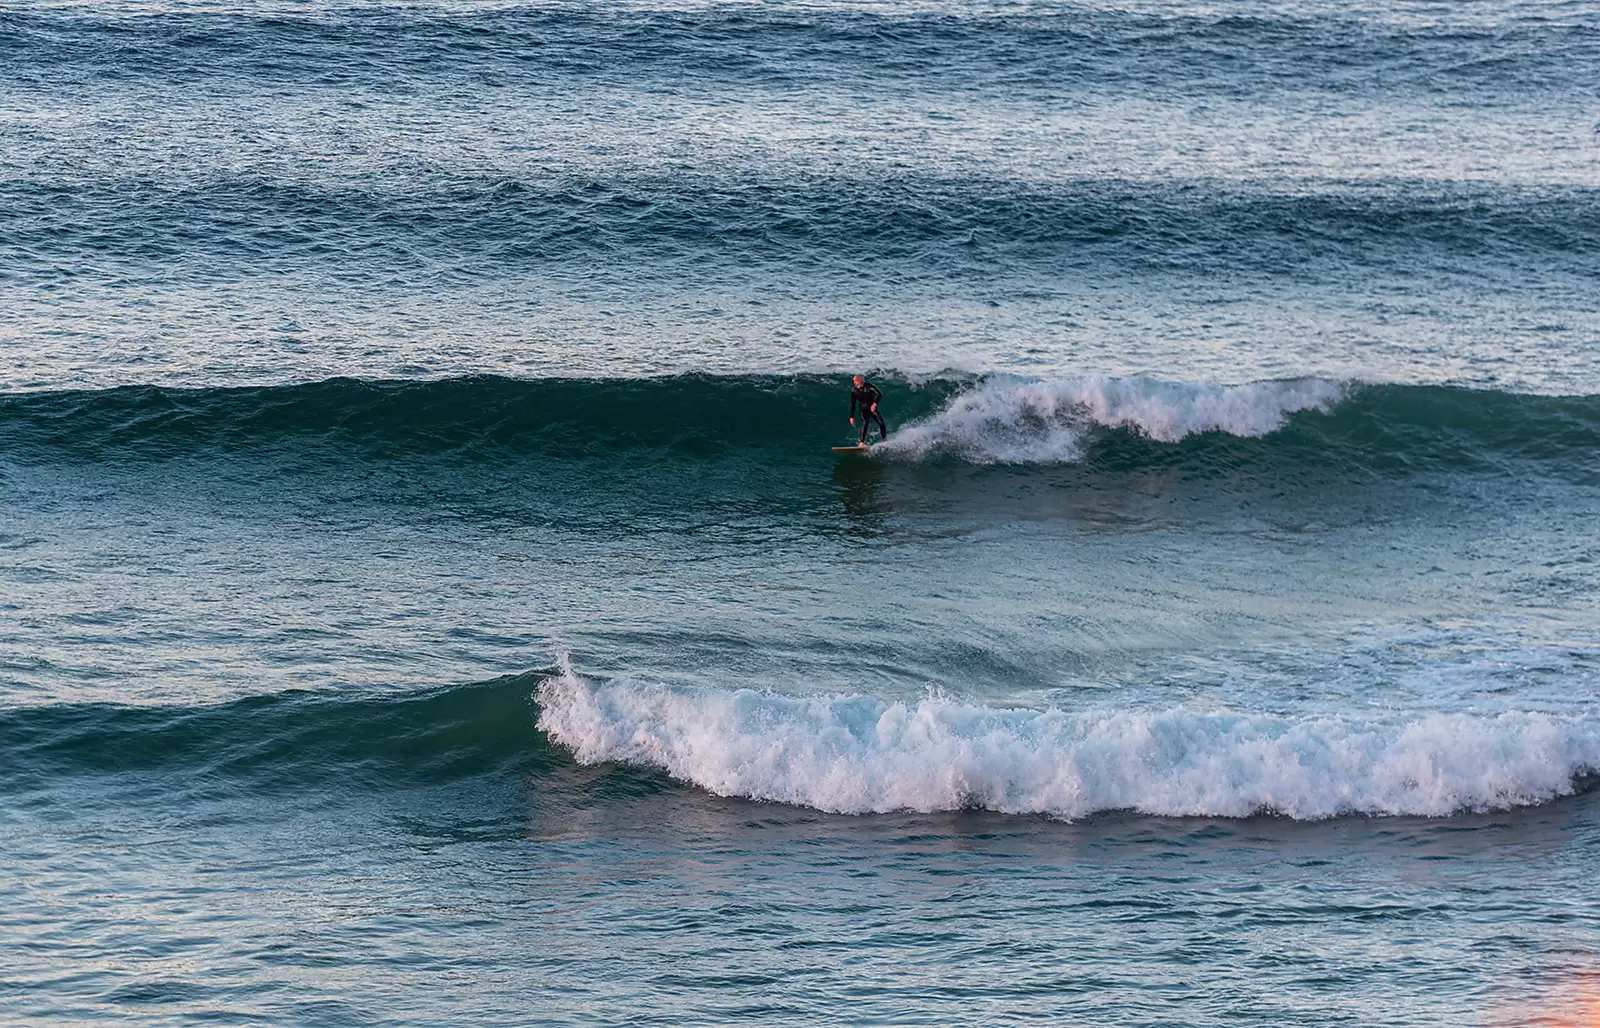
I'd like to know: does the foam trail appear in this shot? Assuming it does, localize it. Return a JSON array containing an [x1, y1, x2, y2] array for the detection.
[[537, 659, 1600, 820], [879, 375, 1348, 463]]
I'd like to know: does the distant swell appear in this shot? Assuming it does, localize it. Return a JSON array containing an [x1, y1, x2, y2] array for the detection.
[[6, 178, 1596, 284], [537, 659, 1600, 821], [6, 6, 1594, 97]]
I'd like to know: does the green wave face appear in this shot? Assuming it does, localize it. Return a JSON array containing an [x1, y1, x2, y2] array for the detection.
[[0, 677, 557, 790], [1, 374, 1597, 480], [0, 375, 955, 462]]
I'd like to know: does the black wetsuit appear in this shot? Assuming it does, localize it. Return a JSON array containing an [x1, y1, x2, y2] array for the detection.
[[850, 382, 887, 443]]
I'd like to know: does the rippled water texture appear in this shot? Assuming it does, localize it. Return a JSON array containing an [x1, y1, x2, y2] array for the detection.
[[2, 0, 1598, 390], [2, 0, 1597, 1025]]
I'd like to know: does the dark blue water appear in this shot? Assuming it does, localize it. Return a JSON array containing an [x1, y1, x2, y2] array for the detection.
[[2, 1, 1598, 1024]]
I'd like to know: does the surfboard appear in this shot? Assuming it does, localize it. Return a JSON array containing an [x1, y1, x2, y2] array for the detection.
[[831, 444, 871, 454]]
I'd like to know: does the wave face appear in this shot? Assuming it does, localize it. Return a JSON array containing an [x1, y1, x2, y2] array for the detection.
[[2, 374, 1596, 479], [0, 677, 553, 790], [537, 660, 1600, 820]]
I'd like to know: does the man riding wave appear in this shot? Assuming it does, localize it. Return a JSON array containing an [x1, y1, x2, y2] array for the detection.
[[849, 375, 888, 445]]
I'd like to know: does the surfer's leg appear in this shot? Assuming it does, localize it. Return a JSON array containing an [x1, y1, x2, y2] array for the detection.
[[872, 411, 887, 441]]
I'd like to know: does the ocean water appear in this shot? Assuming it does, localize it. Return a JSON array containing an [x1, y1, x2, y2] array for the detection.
[[2, 0, 1598, 1024]]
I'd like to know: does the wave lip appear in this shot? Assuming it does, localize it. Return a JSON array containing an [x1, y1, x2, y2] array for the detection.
[[877, 375, 1347, 463], [536, 660, 1600, 820]]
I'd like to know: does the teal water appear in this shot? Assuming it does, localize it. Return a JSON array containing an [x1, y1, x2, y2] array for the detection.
[[2, 0, 1598, 1024]]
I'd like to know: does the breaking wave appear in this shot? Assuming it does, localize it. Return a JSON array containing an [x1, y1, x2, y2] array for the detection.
[[878, 375, 1348, 463], [5, 661, 1596, 821], [537, 658, 1600, 821], [2, 373, 1596, 478]]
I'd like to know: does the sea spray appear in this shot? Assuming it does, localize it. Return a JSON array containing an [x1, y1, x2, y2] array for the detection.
[[537, 657, 1600, 820], [878, 375, 1349, 463]]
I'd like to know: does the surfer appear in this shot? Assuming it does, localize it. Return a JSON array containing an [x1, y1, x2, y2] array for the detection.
[[849, 375, 888, 445]]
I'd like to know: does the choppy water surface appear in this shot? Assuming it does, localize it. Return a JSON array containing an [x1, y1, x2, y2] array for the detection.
[[2, 0, 1597, 1024]]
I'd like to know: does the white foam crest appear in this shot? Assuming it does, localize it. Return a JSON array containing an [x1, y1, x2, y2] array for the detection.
[[537, 660, 1599, 820], [879, 375, 1348, 463]]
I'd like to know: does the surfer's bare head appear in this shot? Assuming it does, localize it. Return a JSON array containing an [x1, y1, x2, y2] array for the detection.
[[852, 375, 865, 387]]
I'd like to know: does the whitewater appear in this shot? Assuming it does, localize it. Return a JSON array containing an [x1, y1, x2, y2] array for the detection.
[[538, 657, 1600, 820], [875, 375, 1349, 462]]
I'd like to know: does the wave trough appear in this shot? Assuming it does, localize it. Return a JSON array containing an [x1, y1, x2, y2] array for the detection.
[[537, 659, 1600, 821]]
